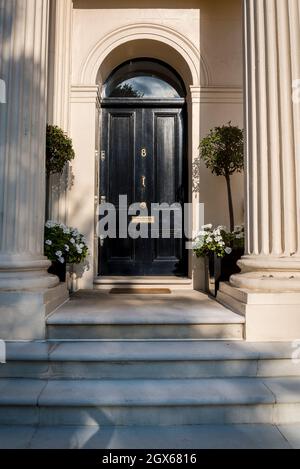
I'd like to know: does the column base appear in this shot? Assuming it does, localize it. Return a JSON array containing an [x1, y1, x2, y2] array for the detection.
[[217, 282, 300, 341], [231, 256, 300, 292], [0, 283, 69, 340], [0, 254, 60, 290]]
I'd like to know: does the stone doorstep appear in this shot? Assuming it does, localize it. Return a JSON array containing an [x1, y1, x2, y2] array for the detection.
[[93, 276, 193, 291]]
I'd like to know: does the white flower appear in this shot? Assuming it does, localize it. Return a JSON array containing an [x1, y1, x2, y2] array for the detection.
[[45, 239, 52, 246], [79, 243, 84, 248], [218, 225, 228, 232], [64, 244, 69, 252], [218, 241, 225, 247], [234, 225, 244, 232], [58, 257, 65, 264], [55, 250, 62, 257], [213, 229, 221, 236], [206, 236, 213, 243], [63, 227, 70, 234], [236, 233, 244, 239], [45, 220, 57, 228], [76, 245, 83, 254], [225, 247, 232, 254], [214, 235, 223, 242], [70, 238, 75, 244], [72, 229, 79, 237], [202, 224, 213, 230]]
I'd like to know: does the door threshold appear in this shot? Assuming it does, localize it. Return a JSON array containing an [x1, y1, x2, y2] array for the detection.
[[94, 276, 193, 289]]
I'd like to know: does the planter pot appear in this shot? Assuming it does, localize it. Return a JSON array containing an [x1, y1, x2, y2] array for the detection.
[[48, 261, 66, 282], [205, 248, 244, 297], [205, 254, 221, 298]]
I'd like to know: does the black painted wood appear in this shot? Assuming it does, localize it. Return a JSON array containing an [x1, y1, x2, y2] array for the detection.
[[99, 102, 187, 276]]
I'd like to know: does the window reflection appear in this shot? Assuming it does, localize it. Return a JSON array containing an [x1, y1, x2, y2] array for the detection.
[[108, 76, 181, 99]]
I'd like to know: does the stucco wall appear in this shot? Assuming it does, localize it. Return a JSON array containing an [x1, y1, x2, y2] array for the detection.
[[68, 0, 244, 285]]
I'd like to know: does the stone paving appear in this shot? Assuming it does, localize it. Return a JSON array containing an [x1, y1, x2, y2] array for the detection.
[[0, 424, 299, 449]]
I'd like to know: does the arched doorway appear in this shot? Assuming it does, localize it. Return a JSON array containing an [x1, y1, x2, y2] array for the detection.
[[99, 59, 188, 276]]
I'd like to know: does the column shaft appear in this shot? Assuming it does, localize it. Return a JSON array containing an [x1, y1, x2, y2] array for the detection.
[[231, 0, 300, 291], [0, 0, 58, 289]]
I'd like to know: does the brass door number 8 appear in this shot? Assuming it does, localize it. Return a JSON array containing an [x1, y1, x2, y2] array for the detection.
[[141, 148, 147, 158]]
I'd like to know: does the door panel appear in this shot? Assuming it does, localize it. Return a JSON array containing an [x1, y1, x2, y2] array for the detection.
[[99, 104, 187, 276]]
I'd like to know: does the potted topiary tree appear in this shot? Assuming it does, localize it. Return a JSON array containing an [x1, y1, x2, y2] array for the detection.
[[197, 122, 244, 296], [199, 122, 244, 232]]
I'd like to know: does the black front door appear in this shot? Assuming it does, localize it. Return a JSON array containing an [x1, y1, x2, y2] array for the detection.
[[99, 102, 187, 276]]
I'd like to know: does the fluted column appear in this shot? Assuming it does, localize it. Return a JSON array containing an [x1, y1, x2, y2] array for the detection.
[[47, 0, 73, 223], [231, 0, 300, 292], [0, 0, 58, 290]]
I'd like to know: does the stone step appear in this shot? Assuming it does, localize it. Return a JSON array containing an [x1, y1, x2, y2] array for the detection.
[[47, 322, 244, 340], [93, 276, 193, 291], [46, 290, 245, 340], [0, 377, 300, 426], [1, 340, 297, 379]]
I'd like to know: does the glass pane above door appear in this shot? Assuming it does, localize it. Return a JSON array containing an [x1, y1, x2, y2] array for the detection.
[[108, 76, 181, 98]]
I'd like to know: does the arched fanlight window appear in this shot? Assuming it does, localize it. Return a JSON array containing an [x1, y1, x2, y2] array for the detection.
[[103, 59, 186, 99]]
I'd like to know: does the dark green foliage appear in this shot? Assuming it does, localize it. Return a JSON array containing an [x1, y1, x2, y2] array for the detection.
[[46, 124, 75, 176], [200, 122, 244, 177]]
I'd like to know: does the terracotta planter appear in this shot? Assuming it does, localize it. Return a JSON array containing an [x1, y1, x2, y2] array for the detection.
[[205, 248, 244, 297], [48, 261, 66, 282]]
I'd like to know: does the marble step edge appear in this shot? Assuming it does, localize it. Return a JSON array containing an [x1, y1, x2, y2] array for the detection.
[[4, 340, 296, 362], [46, 315, 245, 325], [2, 377, 300, 406]]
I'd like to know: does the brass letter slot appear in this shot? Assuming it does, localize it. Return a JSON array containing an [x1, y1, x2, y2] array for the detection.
[[132, 216, 155, 224]]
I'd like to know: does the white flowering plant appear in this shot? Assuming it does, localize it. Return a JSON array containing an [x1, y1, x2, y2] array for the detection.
[[44, 221, 88, 265], [193, 224, 244, 259]]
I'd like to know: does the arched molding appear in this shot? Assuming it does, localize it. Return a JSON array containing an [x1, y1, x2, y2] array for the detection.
[[79, 23, 205, 87]]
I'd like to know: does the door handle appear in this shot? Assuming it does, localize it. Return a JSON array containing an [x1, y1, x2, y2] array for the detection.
[[141, 175, 146, 188]]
